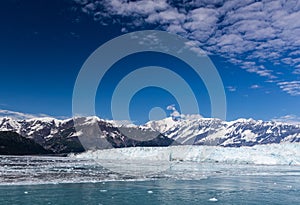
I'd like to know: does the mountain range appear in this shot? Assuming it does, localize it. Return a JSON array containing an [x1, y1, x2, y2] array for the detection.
[[0, 116, 299, 154]]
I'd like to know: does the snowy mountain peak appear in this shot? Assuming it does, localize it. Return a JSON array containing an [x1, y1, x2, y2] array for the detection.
[[144, 116, 300, 146], [145, 117, 179, 133], [0, 115, 300, 154]]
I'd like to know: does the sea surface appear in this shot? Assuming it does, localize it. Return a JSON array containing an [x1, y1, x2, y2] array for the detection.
[[0, 155, 300, 204]]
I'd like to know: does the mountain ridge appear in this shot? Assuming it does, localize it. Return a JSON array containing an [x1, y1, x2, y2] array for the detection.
[[0, 116, 299, 154]]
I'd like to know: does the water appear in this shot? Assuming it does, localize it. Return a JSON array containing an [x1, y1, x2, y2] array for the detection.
[[0, 155, 300, 204]]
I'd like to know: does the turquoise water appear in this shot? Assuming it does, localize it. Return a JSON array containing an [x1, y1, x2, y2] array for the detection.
[[0, 156, 300, 204], [0, 176, 299, 205]]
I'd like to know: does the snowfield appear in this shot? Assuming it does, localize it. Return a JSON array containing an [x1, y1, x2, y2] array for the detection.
[[71, 143, 300, 166]]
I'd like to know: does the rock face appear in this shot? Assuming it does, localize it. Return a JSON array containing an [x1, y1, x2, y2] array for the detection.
[[0, 116, 300, 155], [0, 117, 175, 154], [0, 131, 52, 155]]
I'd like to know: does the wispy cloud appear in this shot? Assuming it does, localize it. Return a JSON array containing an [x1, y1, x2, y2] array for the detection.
[[277, 81, 300, 96], [272, 114, 300, 125], [226, 86, 236, 92], [73, 0, 300, 94], [0, 109, 52, 120], [293, 65, 300, 75], [250, 84, 261, 89]]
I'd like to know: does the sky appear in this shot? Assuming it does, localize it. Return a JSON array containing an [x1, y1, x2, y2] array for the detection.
[[0, 0, 299, 124]]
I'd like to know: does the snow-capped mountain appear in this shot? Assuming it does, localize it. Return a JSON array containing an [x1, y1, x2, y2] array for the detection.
[[145, 116, 300, 146], [0, 115, 300, 154], [0, 117, 174, 154]]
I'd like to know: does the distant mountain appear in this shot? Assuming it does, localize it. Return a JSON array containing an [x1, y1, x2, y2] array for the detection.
[[0, 116, 299, 155], [0, 117, 175, 154], [145, 117, 300, 146]]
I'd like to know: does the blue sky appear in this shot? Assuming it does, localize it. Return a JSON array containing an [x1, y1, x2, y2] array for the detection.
[[0, 0, 300, 124]]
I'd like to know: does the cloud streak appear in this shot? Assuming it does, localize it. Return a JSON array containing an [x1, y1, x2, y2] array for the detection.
[[0, 109, 65, 120], [272, 114, 300, 125], [277, 81, 300, 96], [227, 86, 236, 92], [250, 84, 261, 89]]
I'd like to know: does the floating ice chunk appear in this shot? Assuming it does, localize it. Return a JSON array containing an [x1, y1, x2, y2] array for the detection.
[[208, 197, 218, 202]]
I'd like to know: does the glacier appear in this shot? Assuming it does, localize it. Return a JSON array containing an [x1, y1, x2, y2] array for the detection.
[[72, 143, 300, 166]]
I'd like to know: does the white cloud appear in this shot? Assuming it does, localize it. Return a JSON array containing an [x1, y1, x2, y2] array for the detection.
[[240, 62, 275, 78], [226, 86, 236, 92], [0, 109, 51, 120], [107, 0, 169, 16], [272, 114, 300, 125], [146, 8, 185, 25], [184, 8, 219, 39], [167, 104, 182, 119], [166, 104, 202, 120], [74, 0, 300, 94], [250, 84, 261, 89], [166, 104, 176, 111], [277, 81, 300, 96], [293, 65, 300, 75], [166, 24, 186, 34]]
